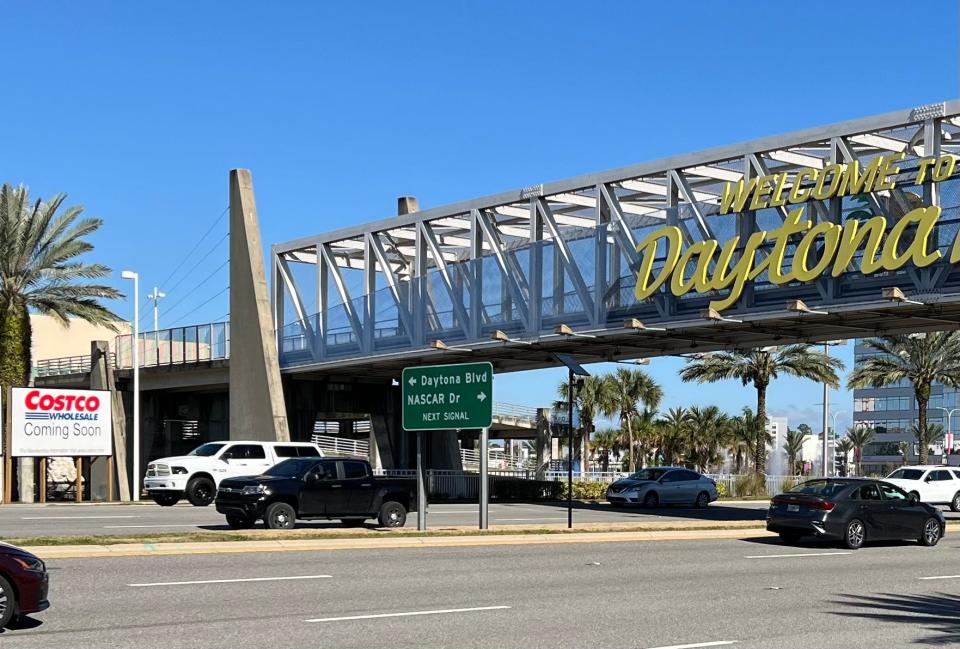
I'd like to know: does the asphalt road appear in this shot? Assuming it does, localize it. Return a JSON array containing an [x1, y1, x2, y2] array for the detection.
[[0, 500, 785, 538], [3, 533, 959, 648]]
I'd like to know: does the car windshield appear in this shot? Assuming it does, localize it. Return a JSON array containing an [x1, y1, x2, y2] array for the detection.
[[787, 480, 853, 498], [628, 469, 670, 481], [264, 458, 319, 478], [188, 443, 226, 457], [887, 469, 923, 480]]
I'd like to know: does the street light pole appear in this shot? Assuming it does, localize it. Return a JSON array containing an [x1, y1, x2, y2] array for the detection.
[[121, 271, 140, 502], [822, 342, 830, 478], [936, 407, 958, 463]]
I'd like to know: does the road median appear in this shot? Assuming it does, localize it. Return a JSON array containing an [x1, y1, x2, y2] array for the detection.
[[14, 520, 772, 559]]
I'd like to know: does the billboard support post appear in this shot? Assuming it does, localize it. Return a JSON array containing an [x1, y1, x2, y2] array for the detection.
[[38, 459, 46, 504], [75, 457, 82, 503]]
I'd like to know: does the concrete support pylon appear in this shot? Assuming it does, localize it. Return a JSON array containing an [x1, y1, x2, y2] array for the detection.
[[229, 169, 290, 441], [90, 340, 130, 501]]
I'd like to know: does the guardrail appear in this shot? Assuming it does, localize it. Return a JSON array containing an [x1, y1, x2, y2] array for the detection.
[[312, 434, 370, 458], [492, 402, 539, 420], [34, 354, 113, 377]]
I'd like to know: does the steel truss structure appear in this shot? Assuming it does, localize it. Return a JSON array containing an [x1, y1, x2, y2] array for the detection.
[[273, 101, 960, 378]]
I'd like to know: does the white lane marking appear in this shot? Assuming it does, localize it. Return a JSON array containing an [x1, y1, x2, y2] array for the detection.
[[495, 517, 567, 522], [427, 511, 481, 515], [21, 515, 138, 520], [744, 552, 851, 559], [645, 642, 737, 649], [919, 575, 960, 581], [130, 575, 332, 587], [305, 605, 511, 623], [104, 524, 218, 529]]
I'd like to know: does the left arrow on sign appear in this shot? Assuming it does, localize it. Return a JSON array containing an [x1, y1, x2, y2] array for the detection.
[[408, 377, 417, 386]]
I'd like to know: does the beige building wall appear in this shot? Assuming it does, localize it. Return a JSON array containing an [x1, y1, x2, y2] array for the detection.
[[31, 314, 130, 364]]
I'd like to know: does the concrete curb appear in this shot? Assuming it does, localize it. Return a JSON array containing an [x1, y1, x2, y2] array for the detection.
[[25, 527, 776, 559]]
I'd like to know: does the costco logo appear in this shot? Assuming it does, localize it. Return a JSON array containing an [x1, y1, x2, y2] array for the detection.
[[23, 390, 101, 421]]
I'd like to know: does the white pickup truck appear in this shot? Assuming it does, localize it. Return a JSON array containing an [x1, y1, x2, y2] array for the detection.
[[144, 441, 324, 506]]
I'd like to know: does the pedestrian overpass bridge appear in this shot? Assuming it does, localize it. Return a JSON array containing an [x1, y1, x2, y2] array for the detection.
[[273, 101, 960, 380]]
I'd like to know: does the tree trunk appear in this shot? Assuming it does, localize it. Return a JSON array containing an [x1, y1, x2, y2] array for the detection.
[[0, 302, 32, 387], [626, 414, 635, 473], [917, 385, 930, 466], [754, 384, 768, 476]]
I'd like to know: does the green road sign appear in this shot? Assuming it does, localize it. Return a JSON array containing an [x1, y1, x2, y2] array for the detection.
[[402, 362, 493, 431]]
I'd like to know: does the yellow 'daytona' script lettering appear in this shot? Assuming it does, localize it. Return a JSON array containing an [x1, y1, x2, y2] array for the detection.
[[634, 206, 944, 312]]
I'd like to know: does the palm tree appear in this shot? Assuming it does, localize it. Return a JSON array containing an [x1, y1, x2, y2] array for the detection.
[[836, 437, 854, 476], [686, 405, 730, 473], [599, 367, 663, 473], [896, 440, 911, 467], [728, 407, 764, 474], [681, 346, 843, 475], [848, 333, 960, 465], [912, 422, 944, 465], [846, 426, 875, 476], [0, 184, 121, 386], [657, 407, 691, 466], [591, 429, 621, 472], [557, 375, 605, 476], [783, 429, 805, 475]]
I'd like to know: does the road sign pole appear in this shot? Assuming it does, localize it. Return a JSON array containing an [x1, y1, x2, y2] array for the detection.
[[479, 426, 489, 530], [567, 367, 574, 530], [416, 430, 426, 531]]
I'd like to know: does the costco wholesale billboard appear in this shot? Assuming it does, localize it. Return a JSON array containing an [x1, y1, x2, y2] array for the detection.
[[11, 388, 112, 457]]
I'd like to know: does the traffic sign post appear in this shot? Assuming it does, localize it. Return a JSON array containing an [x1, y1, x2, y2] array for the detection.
[[402, 362, 494, 531]]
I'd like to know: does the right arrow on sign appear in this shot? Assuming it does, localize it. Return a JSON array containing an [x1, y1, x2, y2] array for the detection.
[[477, 391, 487, 402]]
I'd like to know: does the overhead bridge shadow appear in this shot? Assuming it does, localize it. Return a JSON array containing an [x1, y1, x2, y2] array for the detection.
[[833, 592, 960, 646]]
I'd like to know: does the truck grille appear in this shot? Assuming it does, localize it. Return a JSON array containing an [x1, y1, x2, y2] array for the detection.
[[146, 463, 170, 477]]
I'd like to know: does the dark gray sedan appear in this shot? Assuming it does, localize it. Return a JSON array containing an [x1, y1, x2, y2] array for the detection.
[[766, 478, 946, 549]]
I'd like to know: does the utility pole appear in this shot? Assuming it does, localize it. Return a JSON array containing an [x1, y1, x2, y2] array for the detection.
[[148, 287, 165, 366]]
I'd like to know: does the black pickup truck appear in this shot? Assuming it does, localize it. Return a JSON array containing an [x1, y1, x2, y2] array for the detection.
[[215, 458, 416, 529]]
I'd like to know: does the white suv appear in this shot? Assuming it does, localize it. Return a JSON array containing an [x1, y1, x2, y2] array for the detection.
[[144, 441, 324, 507], [884, 465, 960, 512]]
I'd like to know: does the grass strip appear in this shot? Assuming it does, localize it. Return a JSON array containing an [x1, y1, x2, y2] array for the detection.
[[5, 521, 767, 547]]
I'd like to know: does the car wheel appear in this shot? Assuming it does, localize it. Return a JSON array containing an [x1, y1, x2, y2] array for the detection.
[[265, 502, 297, 529], [226, 514, 255, 530], [341, 518, 367, 528], [0, 574, 15, 629], [844, 518, 866, 550], [377, 501, 407, 528], [151, 493, 180, 507], [185, 477, 215, 507], [695, 491, 710, 508], [951, 492, 960, 513], [919, 517, 942, 547], [779, 531, 803, 545], [643, 492, 659, 508]]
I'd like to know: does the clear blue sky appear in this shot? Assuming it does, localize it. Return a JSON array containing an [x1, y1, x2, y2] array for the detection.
[[1, 1, 957, 431]]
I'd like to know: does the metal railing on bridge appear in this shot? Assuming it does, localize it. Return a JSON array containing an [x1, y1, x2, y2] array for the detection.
[[34, 321, 230, 378]]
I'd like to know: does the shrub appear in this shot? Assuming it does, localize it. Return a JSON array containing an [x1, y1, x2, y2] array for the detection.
[[779, 477, 800, 494], [714, 480, 728, 498], [734, 473, 768, 497], [559, 480, 609, 501], [488, 477, 563, 501]]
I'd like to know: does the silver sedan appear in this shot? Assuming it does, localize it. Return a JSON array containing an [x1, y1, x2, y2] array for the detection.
[[606, 467, 719, 508]]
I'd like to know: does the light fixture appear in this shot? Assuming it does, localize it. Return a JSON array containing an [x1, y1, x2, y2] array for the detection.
[[554, 324, 596, 339], [786, 299, 828, 315], [490, 329, 533, 345], [430, 339, 473, 352], [700, 307, 742, 323], [623, 318, 666, 332], [882, 286, 924, 305]]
